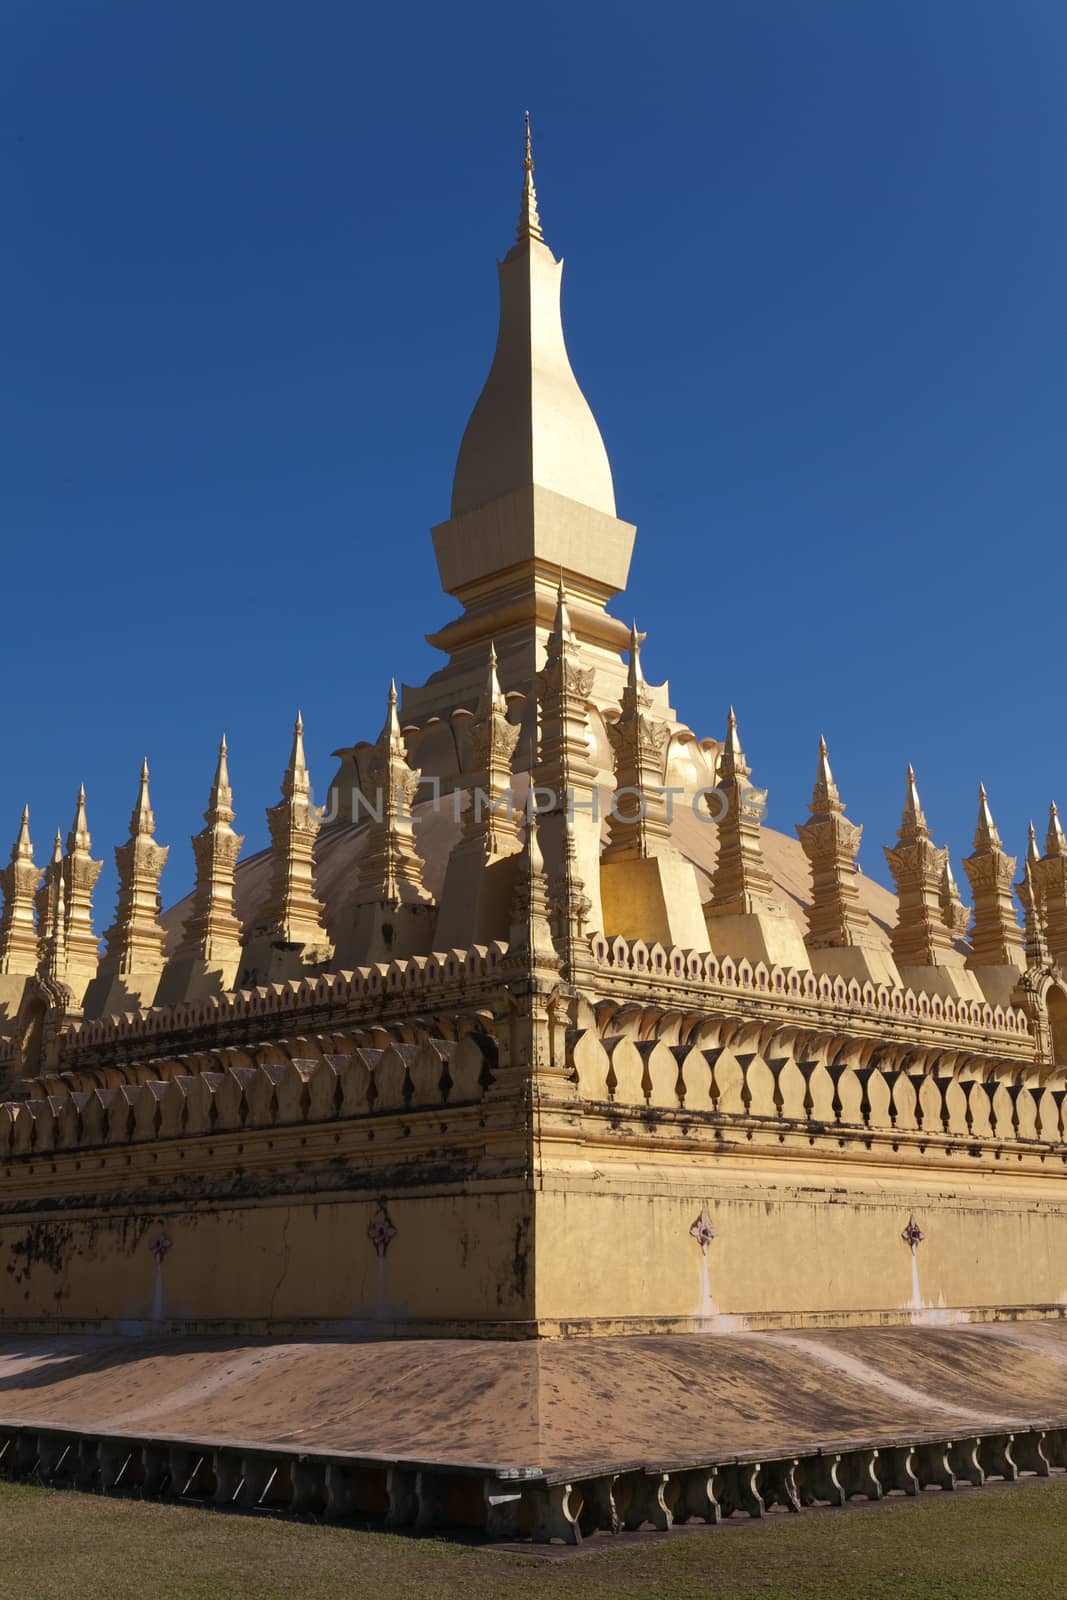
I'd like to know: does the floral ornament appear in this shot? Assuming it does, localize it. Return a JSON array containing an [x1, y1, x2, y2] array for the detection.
[[689, 1207, 717, 1256], [901, 1216, 924, 1250], [368, 1201, 397, 1259], [149, 1232, 173, 1266]]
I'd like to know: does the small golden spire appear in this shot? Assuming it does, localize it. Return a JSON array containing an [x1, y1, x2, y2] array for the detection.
[[809, 735, 843, 816], [0, 805, 41, 978], [282, 711, 310, 798], [351, 680, 431, 910], [131, 758, 155, 838], [1023, 859, 1050, 967], [516, 111, 545, 245], [797, 736, 870, 950], [1028, 820, 1041, 868], [548, 573, 576, 650], [898, 764, 930, 843], [255, 712, 331, 957], [208, 733, 234, 822], [720, 707, 751, 783], [380, 678, 407, 750], [627, 621, 645, 690], [101, 760, 169, 977], [939, 856, 970, 938], [62, 784, 102, 988], [15, 805, 32, 862], [964, 783, 1022, 968], [68, 782, 91, 854], [480, 642, 506, 713], [42, 853, 67, 982], [167, 734, 244, 975], [1046, 801, 1066, 858], [973, 781, 1001, 851], [706, 708, 775, 916], [507, 808, 559, 972]]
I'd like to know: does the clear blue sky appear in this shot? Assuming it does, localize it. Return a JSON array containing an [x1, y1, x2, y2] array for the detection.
[[3, 0, 1065, 918]]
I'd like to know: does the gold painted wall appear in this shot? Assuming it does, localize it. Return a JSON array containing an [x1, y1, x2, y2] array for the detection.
[[0, 1187, 533, 1334]]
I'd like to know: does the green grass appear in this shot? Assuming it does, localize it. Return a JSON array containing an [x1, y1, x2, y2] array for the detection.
[[0, 1477, 1062, 1600]]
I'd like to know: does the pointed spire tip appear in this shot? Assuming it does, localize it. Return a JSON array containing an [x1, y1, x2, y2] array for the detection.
[[515, 110, 544, 245]]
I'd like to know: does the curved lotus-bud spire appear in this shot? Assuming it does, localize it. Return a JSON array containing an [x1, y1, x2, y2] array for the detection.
[[0, 805, 42, 976], [170, 734, 244, 974], [626, 621, 646, 692], [898, 763, 929, 843], [209, 734, 234, 822], [939, 856, 970, 939], [973, 781, 1001, 851], [256, 712, 332, 958], [884, 765, 954, 967], [1036, 800, 1067, 965], [809, 735, 843, 816], [62, 785, 102, 989], [131, 758, 154, 837], [1022, 858, 1051, 967], [719, 707, 751, 784], [68, 783, 91, 855], [282, 711, 310, 798], [14, 806, 32, 861], [450, 116, 616, 521], [380, 680, 404, 751], [353, 682, 432, 908], [797, 735, 870, 950], [450, 642, 521, 860], [604, 618, 670, 862], [102, 760, 169, 977], [707, 709, 774, 916], [507, 809, 559, 973], [964, 783, 1022, 968]]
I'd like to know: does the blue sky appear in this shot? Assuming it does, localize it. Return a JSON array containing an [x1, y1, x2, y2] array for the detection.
[[3, 0, 1065, 918]]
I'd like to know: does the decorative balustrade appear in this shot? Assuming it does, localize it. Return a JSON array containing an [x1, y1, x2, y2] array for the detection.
[[0, 944, 510, 1069], [566, 1030, 1063, 1146], [0, 1019, 1059, 1162], [0, 1035, 495, 1159], [590, 936, 1031, 1041]]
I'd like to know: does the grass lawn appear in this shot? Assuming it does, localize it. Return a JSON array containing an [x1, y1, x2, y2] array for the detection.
[[1, 1476, 1063, 1600]]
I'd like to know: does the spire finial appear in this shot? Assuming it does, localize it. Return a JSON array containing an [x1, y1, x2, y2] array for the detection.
[[549, 575, 574, 646], [68, 783, 91, 853], [898, 763, 929, 842], [627, 620, 645, 689], [516, 111, 544, 244], [130, 757, 155, 837], [14, 805, 32, 862], [1023, 858, 1051, 967], [1047, 800, 1066, 858], [809, 733, 843, 816], [281, 710, 309, 797], [720, 706, 750, 782], [202, 732, 235, 826], [974, 781, 1001, 851]]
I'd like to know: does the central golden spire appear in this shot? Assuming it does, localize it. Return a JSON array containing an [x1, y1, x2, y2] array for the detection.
[[448, 115, 617, 520], [408, 117, 642, 727]]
